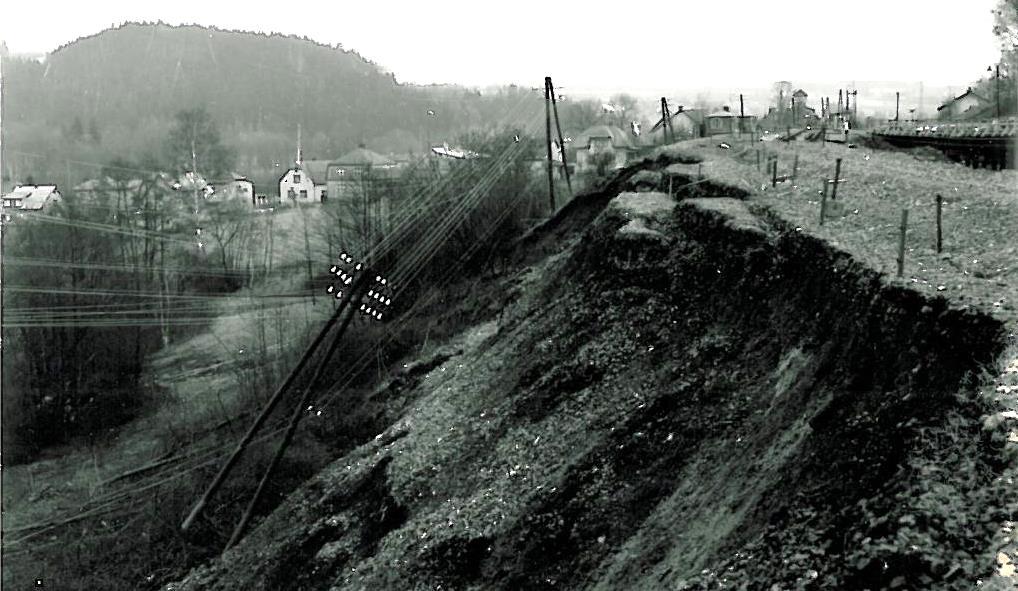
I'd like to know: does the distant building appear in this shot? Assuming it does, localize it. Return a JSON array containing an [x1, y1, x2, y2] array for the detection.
[[325, 147, 400, 203], [791, 89, 810, 121], [2, 185, 62, 211], [705, 106, 738, 135], [937, 87, 992, 120], [279, 161, 327, 204], [215, 174, 256, 206], [173, 171, 214, 198], [326, 147, 402, 241], [649, 107, 705, 142], [74, 177, 134, 198], [571, 125, 635, 173]]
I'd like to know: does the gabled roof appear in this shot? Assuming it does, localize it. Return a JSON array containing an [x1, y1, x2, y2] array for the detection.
[[650, 109, 704, 133], [14, 185, 61, 210], [937, 87, 989, 111], [2, 186, 34, 201], [573, 125, 633, 149], [334, 148, 395, 167], [707, 108, 737, 118], [675, 109, 706, 124], [300, 160, 332, 185], [793, 89, 808, 97]]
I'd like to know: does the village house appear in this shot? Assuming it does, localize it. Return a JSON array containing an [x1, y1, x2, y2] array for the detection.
[[705, 106, 739, 135], [214, 174, 256, 206], [571, 125, 635, 174], [2, 185, 63, 211], [278, 160, 328, 204], [173, 171, 214, 197], [937, 87, 992, 120], [325, 146, 400, 203]]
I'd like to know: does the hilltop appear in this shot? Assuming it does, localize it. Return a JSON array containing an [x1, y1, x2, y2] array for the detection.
[[1, 22, 542, 189]]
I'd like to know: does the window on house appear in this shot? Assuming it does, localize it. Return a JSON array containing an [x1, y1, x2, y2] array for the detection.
[[300, 190, 308, 199], [294, 173, 301, 184]]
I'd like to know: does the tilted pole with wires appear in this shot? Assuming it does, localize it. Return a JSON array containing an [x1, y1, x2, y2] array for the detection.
[[547, 76, 572, 197]]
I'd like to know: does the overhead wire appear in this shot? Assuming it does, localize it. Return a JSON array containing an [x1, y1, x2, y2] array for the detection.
[[3, 90, 546, 544]]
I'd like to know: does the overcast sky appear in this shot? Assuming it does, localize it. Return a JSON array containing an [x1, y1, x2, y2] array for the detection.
[[1, 0, 1003, 96]]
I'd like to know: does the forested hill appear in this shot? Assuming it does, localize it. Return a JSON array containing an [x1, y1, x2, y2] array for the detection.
[[1, 22, 543, 186]]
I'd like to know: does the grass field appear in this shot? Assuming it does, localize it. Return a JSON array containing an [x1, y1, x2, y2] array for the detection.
[[656, 135, 1018, 330]]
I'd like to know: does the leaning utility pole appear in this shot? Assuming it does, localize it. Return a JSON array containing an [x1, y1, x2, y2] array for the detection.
[[225, 256, 391, 549], [181, 254, 387, 534], [544, 78, 555, 212], [547, 77, 572, 197], [660, 97, 673, 143]]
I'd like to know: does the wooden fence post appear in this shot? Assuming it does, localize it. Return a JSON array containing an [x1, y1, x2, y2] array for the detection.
[[831, 158, 842, 200], [935, 194, 943, 253], [820, 181, 829, 225], [771, 157, 778, 187], [792, 153, 799, 182], [897, 208, 909, 277], [668, 175, 673, 199], [756, 149, 760, 171]]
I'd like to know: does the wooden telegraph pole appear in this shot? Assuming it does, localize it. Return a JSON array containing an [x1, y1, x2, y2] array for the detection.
[[547, 77, 573, 197], [895, 91, 900, 122], [660, 97, 673, 144], [545, 78, 555, 212], [739, 94, 745, 136]]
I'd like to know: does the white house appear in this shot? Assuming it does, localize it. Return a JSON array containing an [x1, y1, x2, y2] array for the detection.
[[2, 185, 62, 211], [279, 161, 327, 204]]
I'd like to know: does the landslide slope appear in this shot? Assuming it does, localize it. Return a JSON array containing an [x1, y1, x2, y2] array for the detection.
[[166, 172, 1015, 590]]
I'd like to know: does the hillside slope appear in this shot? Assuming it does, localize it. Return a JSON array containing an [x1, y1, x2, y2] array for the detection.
[[1, 22, 541, 186], [164, 153, 1017, 590]]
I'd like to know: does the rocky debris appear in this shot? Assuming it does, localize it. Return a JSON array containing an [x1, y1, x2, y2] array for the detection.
[[166, 165, 1013, 591]]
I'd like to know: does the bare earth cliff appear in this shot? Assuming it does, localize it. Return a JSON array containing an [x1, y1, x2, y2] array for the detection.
[[166, 155, 1017, 590]]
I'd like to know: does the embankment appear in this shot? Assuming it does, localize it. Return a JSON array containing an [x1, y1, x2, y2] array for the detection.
[[166, 166, 1013, 590]]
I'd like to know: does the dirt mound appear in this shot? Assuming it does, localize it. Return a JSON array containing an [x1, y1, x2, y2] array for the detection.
[[165, 172, 1012, 590]]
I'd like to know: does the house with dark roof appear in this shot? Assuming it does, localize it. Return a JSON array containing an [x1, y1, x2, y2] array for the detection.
[[571, 125, 635, 173], [937, 87, 992, 120], [706, 106, 739, 135]]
